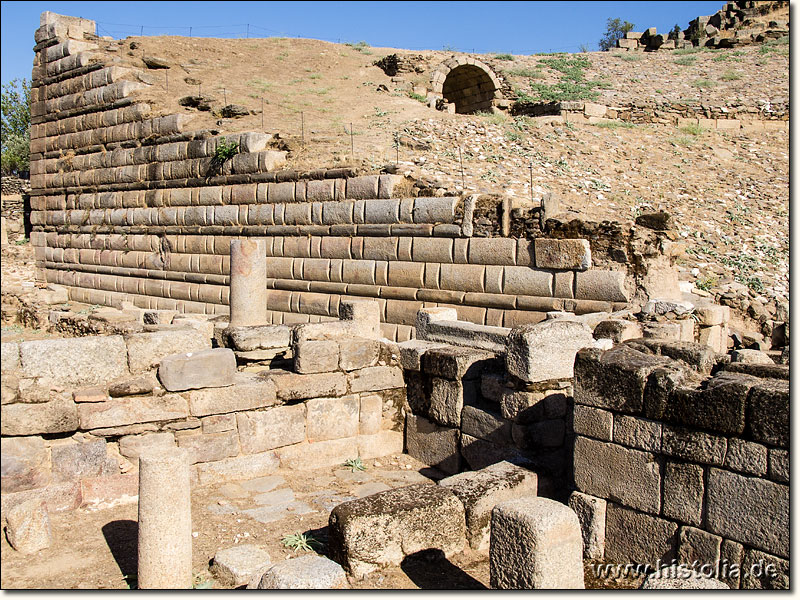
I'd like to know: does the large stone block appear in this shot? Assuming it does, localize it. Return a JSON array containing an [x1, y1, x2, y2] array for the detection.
[[741, 548, 789, 590], [506, 320, 594, 383], [175, 431, 240, 464], [568, 491, 606, 560], [405, 414, 461, 475], [490, 497, 584, 589], [195, 451, 280, 485], [306, 396, 359, 442], [534, 238, 591, 270], [706, 468, 788, 558], [460, 405, 513, 446], [573, 436, 661, 514], [2, 396, 79, 435], [294, 340, 339, 374], [746, 379, 789, 447], [1, 436, 51, 493], [212, 544, 272, 587], [574, 346, 671, 414], [676, 526, 721, 569], [236, 404, 306, 453], [256, 555, 348, 589], [723, 438, 767, 477], [225, 325, 291, 352], [612, 415, 661, 452], [604, 503, 678, 565], [665, 372, 757, 436], [50, 439, 109, 482], [158, 348, 237, 392], [5, 498, 53, 554], [661, 425, 727, 466], [439, 461, 538, 551], [269, 371, 347, 401], [575, 269, 629, 302], [328, 484, 466, 578], [572, 405, 613, 441], [428, 377, 476, 428], [277, 438, 354, 470], [1, 341, 20, 374], [357, 430, 404, 459], [663, 461, 704, 526], [186, 374, 277, 417], [77, 393, 189, 430], [19, 335, 128, 386], [348, 366, 404, 393], [125, 329, 210, 373], [421, 346, 498, 380]]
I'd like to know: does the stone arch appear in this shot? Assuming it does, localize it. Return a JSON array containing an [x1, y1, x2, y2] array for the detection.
[[431, 57, 502, 114]]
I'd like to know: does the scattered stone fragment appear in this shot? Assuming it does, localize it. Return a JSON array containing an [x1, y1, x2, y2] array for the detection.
[[211, 544, 272, 587], [4, 498, 52, 554], [256, 555, 348, 589]]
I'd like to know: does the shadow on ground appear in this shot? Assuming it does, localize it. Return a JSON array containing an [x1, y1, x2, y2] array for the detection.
[[400, 549, 486, 590], [102, 520, 138, 584]]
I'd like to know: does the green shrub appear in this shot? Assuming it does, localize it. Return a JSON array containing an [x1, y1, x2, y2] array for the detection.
[[674, 56, 696, 66], [691, 78, 715, 89], [494, 53, 514, 61], [720, 70, 742, 81], [679, 123, 706, 135]]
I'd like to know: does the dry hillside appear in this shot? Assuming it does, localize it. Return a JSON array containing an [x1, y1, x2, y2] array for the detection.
[[73, 29, 792, 315]]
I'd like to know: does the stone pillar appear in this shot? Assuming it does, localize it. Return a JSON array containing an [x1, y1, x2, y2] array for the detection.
[[229, 238, 267, 327], [137, 447, 192, 589]]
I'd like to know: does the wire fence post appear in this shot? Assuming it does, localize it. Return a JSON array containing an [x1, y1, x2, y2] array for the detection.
[[189, 26, 192, 38], [140, 25, 144, 36], [394, 132, 400, 166], [350, 122, 354, 160], [529, 161, 534, 204], [301, 112, 305, 146], [246, 23, 250, 38], [261, 97, 264, 129], [223, 88, 227, 105]]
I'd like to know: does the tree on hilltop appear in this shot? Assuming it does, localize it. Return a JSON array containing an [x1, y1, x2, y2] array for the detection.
[[1, 78, 31, 176], [599, 18, 635, 51]]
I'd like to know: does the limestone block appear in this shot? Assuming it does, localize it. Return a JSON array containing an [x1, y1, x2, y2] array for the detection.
[[506, 320, 594, 383], [731, 349, 773, 364], [236, 404, 306, 453], [412, 197, 458, 224], [157, 348, 237, 392], [706, 468, 788, 558], [573, 345, 671, 414], [440, 461, 538, 551], [468, 237, 517, 266], [694, 304, 728, 326], [50, 438, 109, 482], [338, 338, 380, 371], [663, 461, 704, 526], [1, 436, 51, 493], [339, 298, 381, 338], [723, 438, 767, 476], [422, 346, 497, 380], [345, 175, 379, 200], [348, 366, 404, 393], [661, 425, 727, 466], [568, 492, 606, 560], [269, 371, 347, 401], [276, 438, 356, 470], [1, 396, 79, 436], [429, 377, 476, 427], [328, 484, 466, 578], [572, 405, 613, 441], [5, 499, 52, 554], [118, 432, 176, 460], [642, 566, 729, 589], [306, 396, 359, 441], [747, 379, 789, 447], [534, 238, 591, 270], [212, 544, 272, 587], [573, 436, 661, 513], [460, 405, 513, 446], [358, 395, 383, 435], [1, 341, 20, 374], [405, 414, 461, 475], [612, 415, 661, 452], [490, 497, 584, 589], [125, 329, 210, 373], [175, 431, 239, 464], [575, 270, 629, 302], [397, 340, 448, 371], [19, 335, 128, 387], [108, 375, 157, 397], [604, 503, 678, 565], [256, 555, 347, 589], [186, 374, 278, 417], [195, 452, 280, 486], [294, 340, 339, 374], [77, 393, 189, 430], [501, 266, 553, 297]]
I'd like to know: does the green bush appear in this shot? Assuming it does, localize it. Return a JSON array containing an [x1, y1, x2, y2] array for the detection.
[[494, 53, 514, 61], [1, 78, 30, 175], [599, 17, 635, 51]]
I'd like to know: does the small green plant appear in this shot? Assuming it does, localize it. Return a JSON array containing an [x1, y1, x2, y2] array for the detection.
[[720, 70, 742, 81], [477, 110, 507, 126], [691, 78, 715, 89], [679, 123, 706, 136], [407, 91, 427, 103], [282, 532, 321, 553], [505, 67, 545, 78], [673, 46, 702, 55], [343, 457, 366, 472], [346, 41, 372, 54], [308, 73, 321, 80], [213, 140, 239, 162], [618, 53, 641, 62], [373, 107, 389, 117], [14, 237, 28, 245], [493, 53, 514, 61], [193, 576, 213, 589], [670, 135, 695, 147], [694, 275, 718, 291], [674, 56, 696, 66], [592, 120, 636, 130]]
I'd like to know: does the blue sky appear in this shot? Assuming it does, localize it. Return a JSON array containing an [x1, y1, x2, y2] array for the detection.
[[2, 1, 724, 85]]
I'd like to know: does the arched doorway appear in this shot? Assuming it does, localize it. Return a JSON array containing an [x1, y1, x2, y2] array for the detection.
[[431, 58, 501, 114]]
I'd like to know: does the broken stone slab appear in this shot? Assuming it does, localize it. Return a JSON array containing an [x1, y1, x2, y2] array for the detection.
[[225, 325, 291, 352], [417, 308, 511, 354], [568, 491, 606, 560], [731, 349, 773, 364], [185, 373, 277, 417], [4, 498, 53, 554], [1, 396, 79, 436], [108, 374, 157, 397], [211, 544, 272, 587], [158, 348, 237, 392], [142, 54, 170, 68], [641, 566, 729, 589], [505, 320, 595, 383], [593, 319, 642, 343], [439, 461, 538, 551], [125, 329, 211, 374], [422, 346, 499, 380], [642, 298, 694, 316], [328, 483, 466, 578], [255, 555, 348, 589], [490, 496, 584, 589], [1, 436, 51, 493], [397, 339, 449, 371]]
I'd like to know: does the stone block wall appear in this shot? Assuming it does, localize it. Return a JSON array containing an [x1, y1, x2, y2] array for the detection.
[[28, 12, 640, 343], [570, 340, 789, 589], [1, 320, 405, 519]]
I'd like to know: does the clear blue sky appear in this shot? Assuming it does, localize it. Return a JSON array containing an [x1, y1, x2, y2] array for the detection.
[[2, 1, 724, 85]]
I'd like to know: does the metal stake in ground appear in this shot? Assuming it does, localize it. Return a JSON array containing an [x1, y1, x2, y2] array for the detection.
[[223, 88, 227, 106], [301, 112, 305, 146], [394, 132, 400, 166], [261, 97, 264, 129], [529, 161, 534, 204]]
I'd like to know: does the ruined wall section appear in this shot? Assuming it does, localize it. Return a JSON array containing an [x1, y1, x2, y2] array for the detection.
[[30, 13, 641, 343]]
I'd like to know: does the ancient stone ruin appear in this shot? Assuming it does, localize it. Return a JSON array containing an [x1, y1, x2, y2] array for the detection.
[[0, 10, 788, 590]]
